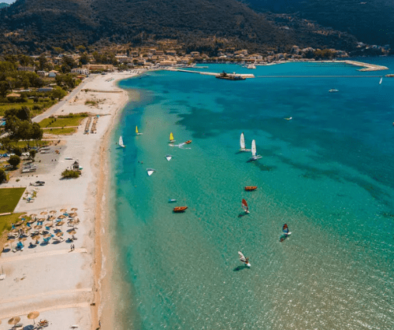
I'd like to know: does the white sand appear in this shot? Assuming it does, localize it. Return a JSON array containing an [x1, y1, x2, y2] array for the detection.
[[0, 71, 140, 329]]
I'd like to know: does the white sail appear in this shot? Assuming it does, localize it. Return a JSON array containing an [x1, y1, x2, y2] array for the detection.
[[147, 168, 155, 176], [379, 77, 383, 85], [165, 155, 172, 161], [238, 251, 246, 262], [240, 133, 245, 150], [251, 140, 256, 157], [119, 136, 125, 148]]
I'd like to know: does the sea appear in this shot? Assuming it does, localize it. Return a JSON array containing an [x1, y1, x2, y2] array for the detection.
[[109, 58, 394, 330]]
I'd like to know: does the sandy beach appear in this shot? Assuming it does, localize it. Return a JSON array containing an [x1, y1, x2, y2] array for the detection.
[[0, 71, 139, 330]]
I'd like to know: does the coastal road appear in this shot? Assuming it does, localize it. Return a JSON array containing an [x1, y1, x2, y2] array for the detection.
[[32, 75, 96, 123]]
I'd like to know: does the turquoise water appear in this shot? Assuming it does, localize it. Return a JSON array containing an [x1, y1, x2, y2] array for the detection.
[[111, 59, 394, 330]]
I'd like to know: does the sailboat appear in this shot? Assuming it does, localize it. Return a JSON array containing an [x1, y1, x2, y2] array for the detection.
[[239, 132, 250, 152], [238, 251, 251, 267], [242, 199, 249, 214], [249, 140, 262, 161], [379, 77, 383, 85], [119, 136, 125, 148], [169, 132, 175, 143], [136, 126, 143, 135], [165, 154, 172, 161], [146, 168, 156, 176], [283, 224, 292, 236]]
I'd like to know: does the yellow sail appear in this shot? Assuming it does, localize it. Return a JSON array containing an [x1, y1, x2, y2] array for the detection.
[[136, 126, 139, 134], [169, 132, 174, 141]]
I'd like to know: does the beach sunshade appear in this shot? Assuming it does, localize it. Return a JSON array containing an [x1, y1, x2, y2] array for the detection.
[[50, 210, 57, 214], [68, 229, 77, 235], [58, 215, 66, 219], [34, 225, 43, 230], [38, 217, 46, 221], [46, 223, 53, 227], [60, 208, 67, 212], [15, 221, 23, 226], [28, 311, 40, 320], [29, 214, 37, 217], [57, 221, 64, 226], [8, 317, 21, 325], [18, 237, 27, 241], [69, 212, 78, 217], [43, 233, 51, 238], [18, 214, 27, 219], [56, 232, 64, 237], [71, 207, 78, 211], [40, 211, 48, 215]]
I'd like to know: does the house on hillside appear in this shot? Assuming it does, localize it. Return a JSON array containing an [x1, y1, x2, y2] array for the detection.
[[48, 70, 59, 78], [190, 51, 200, 57], [37, 71, 49, 77], [17, 66, 36, 72], [38, 87, 54, 92], [71, 68, 89, 75]]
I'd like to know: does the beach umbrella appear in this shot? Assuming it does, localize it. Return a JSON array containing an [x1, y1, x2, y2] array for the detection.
[[29, 213, 37, 217], [60, 208, 67, 212], [28, 311, 40, 324], [15, 221, 24, 226], [40, 211, 48, 215], [34, 235, 41, 243], [46, 223, 53, 228], [71, 207, 78, 211], [34, 225, 42, 230], [8, 316, 21, 325], [18, 237, 27, 242], [68, 229, 77, 235], [57, 221, 64, 226], [58, 215, 66, 219], [69, 212, 78, 217], [50, 210, 57, 214], [18, 214, 27, 219], [56, 232, 64, 237], [38, 217, 46, 221], [43, 233, 51, 238]]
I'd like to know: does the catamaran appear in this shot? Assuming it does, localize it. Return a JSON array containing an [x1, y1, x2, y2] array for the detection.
[[119, 136, 125, 148], [165, 154, 172, 161], [379, 77, 383, 85], [239, 132, 250, 152], [249, 140, 262, 161], [284, 117, 293, 121], [238, 251, 251, 267], [136, 126, 143, 135], [283, 224, 292, 236], [169, 132, 175, 143], [146, 168, 156, 176], [242, 199, 249, 214]]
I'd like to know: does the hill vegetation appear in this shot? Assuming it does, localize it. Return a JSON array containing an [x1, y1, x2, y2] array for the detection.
[[0, 0, 358, 54], [0, 3, 9, 9], [245, 0, 394, 47]]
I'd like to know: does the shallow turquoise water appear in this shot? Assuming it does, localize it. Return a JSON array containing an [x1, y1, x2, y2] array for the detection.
[[111, 59, 394, 330]]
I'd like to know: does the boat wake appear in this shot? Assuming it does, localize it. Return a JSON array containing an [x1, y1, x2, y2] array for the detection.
[[170, 143, 191, 149]]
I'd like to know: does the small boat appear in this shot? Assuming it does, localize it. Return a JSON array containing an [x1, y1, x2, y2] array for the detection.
[[329, 89, 339, 93], [284, 117, 293, 121], [245, 186, 257, 191], [246, 64, 256, 69], [165, 154, 172, 161], [239, 132, 250, 152], [249, 140, 262, 161], [146, 168, 156, 176], [379, 77, 383, 85], [169, 132, 175, 143], [136, 126, 143, 135], [238, 251, 251, 267], [173, 206, 188, 212], [242, 198, 249, 214], [168, 199, 177, 203], [185, 140, 192, 144], [216, 71, 246, 81], [119, 136, 125, 148], [283, 223, 292, 236]]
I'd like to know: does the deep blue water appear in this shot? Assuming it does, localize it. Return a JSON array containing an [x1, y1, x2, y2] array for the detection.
[[110, 58, 394, 330]]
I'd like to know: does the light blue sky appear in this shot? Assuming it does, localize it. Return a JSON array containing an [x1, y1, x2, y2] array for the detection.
[[1, 0, 16, 4]]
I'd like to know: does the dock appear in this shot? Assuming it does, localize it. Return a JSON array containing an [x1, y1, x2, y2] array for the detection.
[[168, 68, 255, 79]]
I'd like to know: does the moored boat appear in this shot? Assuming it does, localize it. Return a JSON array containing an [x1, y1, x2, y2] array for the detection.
[[185, 140, 192, 144], [245, 186, 257, 191], [173, 206, 188, 212], [216, 71, 246, 81]]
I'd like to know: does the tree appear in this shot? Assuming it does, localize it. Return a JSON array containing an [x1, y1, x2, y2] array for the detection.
[[0, 169, 6, 183], [12, 147, 22, 156], [79, 53, 90, 65], [8, 155, 21, 169], [38, 54, 47, 70], [30, 123, 43, 140], [51, 86, 67, 99], [29, 149, 37, 161], [0, 81, 9, 97]]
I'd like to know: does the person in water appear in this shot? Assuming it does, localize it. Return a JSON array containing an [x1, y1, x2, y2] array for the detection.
[[244, 257, 249, 265]]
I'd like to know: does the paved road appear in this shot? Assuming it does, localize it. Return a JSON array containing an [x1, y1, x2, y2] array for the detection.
[[32, 75, 95, 123]]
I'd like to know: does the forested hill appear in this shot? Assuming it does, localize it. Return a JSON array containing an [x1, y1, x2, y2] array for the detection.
[[0, 3, 10, 9], [245, 0, 394, 46], [0, 0, 358, 53]]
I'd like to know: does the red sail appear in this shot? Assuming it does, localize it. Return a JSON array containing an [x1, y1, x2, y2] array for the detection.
[[242, 199, 248, 212]]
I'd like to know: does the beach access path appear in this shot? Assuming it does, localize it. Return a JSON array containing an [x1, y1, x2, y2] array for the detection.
[[0, 71, 138, 330]]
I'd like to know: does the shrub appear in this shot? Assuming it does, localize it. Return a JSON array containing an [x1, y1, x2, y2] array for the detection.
[[29, 149, 37, 160], [61, 169, 80, 178], [0, 169, 6, 183]]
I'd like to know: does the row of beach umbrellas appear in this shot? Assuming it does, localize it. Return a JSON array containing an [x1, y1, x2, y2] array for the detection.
[[6, 311, 40, 326]]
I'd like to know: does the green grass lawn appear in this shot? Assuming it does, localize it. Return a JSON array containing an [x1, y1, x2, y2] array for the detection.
[[0, 212, 25, 236], [39, 114, 88, 128], [0, 188, 26, 213], [43, 127, 77, 135], [0, 99, 56, 117]]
